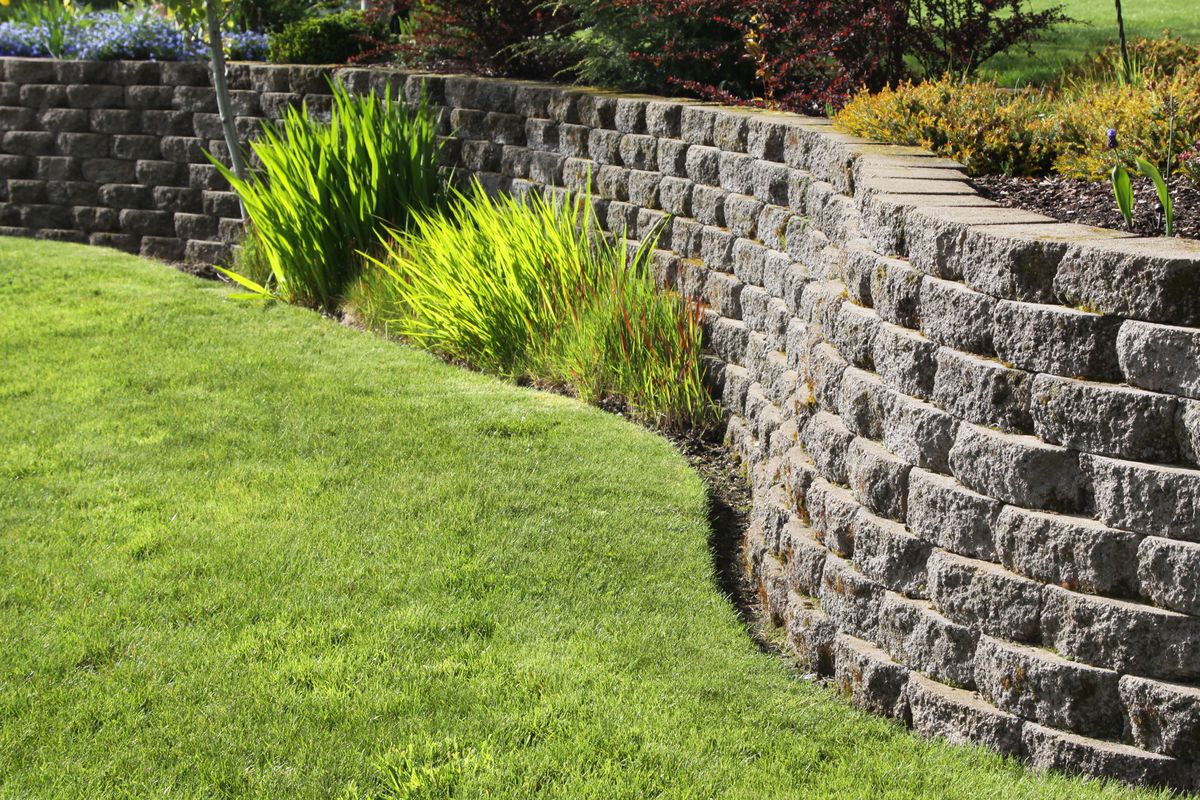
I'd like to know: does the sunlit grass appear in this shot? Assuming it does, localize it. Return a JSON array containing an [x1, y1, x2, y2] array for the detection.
[[0, 237, 1178, 799]]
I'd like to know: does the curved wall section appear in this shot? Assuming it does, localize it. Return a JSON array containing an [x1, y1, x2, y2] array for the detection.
[[3, 58, 1200, 790]]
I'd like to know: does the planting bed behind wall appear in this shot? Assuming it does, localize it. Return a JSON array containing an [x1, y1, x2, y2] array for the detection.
[[4, 57, 1200, 791]]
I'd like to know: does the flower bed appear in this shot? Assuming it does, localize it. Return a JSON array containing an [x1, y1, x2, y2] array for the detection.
[[0, 6, 266, 61]]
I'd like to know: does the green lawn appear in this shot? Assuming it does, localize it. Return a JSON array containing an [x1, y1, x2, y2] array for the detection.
[[0, 238, 1173, 799], [984, 0, 1200, 84]]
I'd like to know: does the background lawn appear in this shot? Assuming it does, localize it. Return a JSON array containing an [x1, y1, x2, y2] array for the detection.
[[0, 238, 1176, 799], [985, 0, 1200, 85]]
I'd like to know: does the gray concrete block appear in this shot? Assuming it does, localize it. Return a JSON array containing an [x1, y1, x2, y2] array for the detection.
[[881, 391, 960, 474], [878, 592, 978, 689], [974, 636, 1121, 738], [868, 254, 923, 329], [833, 633, 910, 719], [828, 301, 879, 370], [587, 128, 622, 165], [692, 185, 726, 226], [949, 423, 1087, 512], [1137, 536, 1200, 615], [627, 169, 661, 207], [852, 507, 929, 595], [1120, 674, 1200, 759], [1031, 374, 1178, 463], [1022, 722, 1187, 789], [926, 549, 1043, 642], [1085, 454, 1200, 542], [718, 151, 755, 195], [838, 366, 889, 441], [933, 348, 1032, 434], [818, 553, 886, 641], [847, 439, 912, 522], [802, 410, 855, 485], [1118, 319, 1200, 400], [1055, 237, 1200, 326], [919, 276, 995, 355], [1041, 585, 1200, 681], [872, 322, 938, 400], [724, 194, 764, 239], [807, 478, 858, 557], [802, 339, 848, 414], [994, 505, 1141, 596], [907, 468, 1001, 562], [658, 176, 692, 216], [994, 300, 1121, 381], [906, 673, 1025, 756]]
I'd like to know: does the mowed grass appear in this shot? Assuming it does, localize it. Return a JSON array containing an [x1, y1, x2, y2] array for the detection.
[[0, 238, 1173, 799], [985, 0, 1200, 85]]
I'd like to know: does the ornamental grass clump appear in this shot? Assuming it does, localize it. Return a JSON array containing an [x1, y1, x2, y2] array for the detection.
[[349, 184, 716, 432], [212, 82, 443, 311]]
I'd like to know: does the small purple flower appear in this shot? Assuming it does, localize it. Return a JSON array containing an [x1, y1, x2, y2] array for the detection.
[[1107, 128, 1118, 150]]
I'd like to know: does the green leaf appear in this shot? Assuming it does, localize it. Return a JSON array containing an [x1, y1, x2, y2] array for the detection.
[[1135, 157, 1175, 236], [214, 265, 271, 297], [1110, 164, 1134, 229]]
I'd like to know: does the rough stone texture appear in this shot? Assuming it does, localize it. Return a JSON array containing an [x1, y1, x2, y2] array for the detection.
[[1031, 374, 1178, 463], [993, 505, 1141, 596], [877, 591, 978, 689], [906, 468, 1001, 562], [973, 636, 1122, 737], [926, 550, 1044, 643], [919, 276, 994, 355], [833, 634, 910, 719], [1118, 320, 1200, 399], [1136, 536, 1200, 616], [993, 301, 1122, 381], [1041, 586, 1200, 681], [949, 424, 1088, 513], [932, 348, 1032, 434], [1084, 454, 1200, 542], [6, 60, 1200, 790], [906, 673, 1025, 757], [1119, 675, 1200, 759], [1022, 723, 1187, 789], [1055, 237, 1200, 326]]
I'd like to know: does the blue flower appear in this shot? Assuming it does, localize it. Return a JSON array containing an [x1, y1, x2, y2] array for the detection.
[[1106, 128, 1118, 150]]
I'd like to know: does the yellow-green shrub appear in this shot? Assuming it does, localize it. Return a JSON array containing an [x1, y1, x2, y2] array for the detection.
[[1064, 35, 1200, 86], [1050, 65, 1200, 180], [834, 76, 1056, 176]]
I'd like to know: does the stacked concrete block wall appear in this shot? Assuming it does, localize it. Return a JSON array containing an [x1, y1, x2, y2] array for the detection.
[[4, 58, 1200, 790]]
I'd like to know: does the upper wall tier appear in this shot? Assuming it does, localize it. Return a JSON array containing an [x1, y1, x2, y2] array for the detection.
[[3, 58, 1200, 791]]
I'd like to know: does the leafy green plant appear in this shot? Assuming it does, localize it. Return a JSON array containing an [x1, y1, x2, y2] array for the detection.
[[1110, 163, 1133, 228], [834, 76, 1057, 176], [211, 81, 443, 310], [268, 9, 376, 64], [349, 183, 716, 432]]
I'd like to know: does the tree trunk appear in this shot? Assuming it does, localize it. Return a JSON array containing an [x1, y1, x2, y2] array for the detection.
[[1114, 0, 1131, 83], [205, 0, 249, 195]]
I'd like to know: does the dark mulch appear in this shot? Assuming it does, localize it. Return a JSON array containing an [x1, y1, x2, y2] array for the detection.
[[971, 174, 1200, 241]]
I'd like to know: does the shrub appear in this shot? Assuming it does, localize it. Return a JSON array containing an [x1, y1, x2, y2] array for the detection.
[[834, 76, 1057, 176], [1182, 143, 1200, 188], [1064, 35, 1200, 86], [213, 82, 443, 310], [526, 0, 909, 112], [347, 185, 716, 432], [404, 0, 569, 77], [906, 0, 1070, 77], [268, 10, 376, 64], [1050, 66, 1200, 180]]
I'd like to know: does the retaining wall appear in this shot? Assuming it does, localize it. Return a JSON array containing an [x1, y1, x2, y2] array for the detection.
[[3, 57, 1200, 791]]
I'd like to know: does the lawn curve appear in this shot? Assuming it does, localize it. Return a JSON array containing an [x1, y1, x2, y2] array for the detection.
[[0, 239, 1172, 799]]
